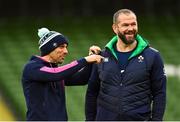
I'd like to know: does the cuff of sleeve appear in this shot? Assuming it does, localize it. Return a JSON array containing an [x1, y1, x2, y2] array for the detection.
[[77, 58, 88, 66]]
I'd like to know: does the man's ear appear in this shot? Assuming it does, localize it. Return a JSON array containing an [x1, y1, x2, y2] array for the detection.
[[112, 24, 118, 34]]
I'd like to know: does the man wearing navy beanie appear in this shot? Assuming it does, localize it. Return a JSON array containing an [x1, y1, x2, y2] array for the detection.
[[38, 28, 69, 56], [21, 28, 103, 121]]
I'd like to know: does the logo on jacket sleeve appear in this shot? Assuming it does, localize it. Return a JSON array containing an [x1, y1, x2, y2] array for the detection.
[[138, 55, 144, 62], [103, 57, 109, 62]]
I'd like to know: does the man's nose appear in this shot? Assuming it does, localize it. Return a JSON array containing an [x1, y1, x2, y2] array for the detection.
[[128, 25, 134, 31], [64, 48, 68, 54]]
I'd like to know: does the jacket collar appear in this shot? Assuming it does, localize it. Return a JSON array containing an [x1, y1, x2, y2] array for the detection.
[[105, 34, 149, 60], [30, 55, 58, 67]]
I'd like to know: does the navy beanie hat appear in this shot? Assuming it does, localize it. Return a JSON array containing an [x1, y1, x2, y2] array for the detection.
[[38, 28, 69, 56]]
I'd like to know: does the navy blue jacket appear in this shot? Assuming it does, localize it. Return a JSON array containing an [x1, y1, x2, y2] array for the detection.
[[22, 56, 91, 121], [85, 35, 166, 121]]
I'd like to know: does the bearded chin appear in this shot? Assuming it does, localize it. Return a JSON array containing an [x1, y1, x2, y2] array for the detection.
[[118, 32, 137, 45]]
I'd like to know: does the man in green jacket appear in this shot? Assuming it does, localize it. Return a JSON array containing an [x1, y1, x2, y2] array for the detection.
[[85, 9, 166, 121]]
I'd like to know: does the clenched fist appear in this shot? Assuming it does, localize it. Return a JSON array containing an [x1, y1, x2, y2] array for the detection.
[[89, 45, 101, 55]]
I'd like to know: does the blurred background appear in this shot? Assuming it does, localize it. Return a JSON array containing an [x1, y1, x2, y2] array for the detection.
[[0, 0, 180, 120]]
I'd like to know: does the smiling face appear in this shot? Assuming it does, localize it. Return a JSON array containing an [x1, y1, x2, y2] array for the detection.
[[112, 12, 138, 45], [48, 43, 68, 64]]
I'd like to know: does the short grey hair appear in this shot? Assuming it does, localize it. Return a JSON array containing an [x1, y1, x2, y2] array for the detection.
[[113, 9, 136, 24]]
